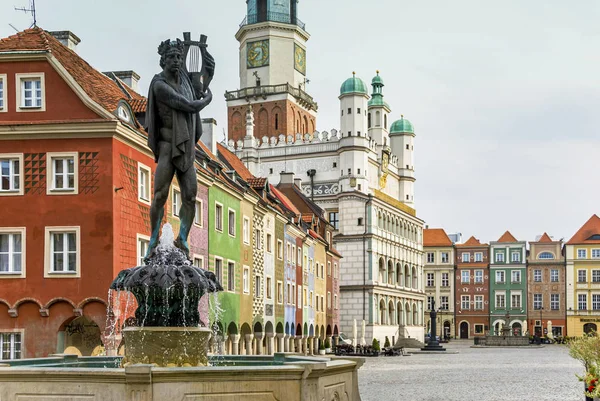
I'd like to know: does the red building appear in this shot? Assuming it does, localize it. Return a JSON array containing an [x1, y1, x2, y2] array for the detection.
[[0, 28, 153, 358], [455, 236, 490, 338]]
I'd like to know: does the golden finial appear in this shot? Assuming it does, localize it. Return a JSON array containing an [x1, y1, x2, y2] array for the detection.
[[352, 71, 356, 76], [376, 70, 380, 74], [401, 114, 404, 118]]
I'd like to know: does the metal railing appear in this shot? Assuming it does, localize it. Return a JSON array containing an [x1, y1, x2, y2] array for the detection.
[[240, 12, 306, 30], [224, 83, 318, 110]]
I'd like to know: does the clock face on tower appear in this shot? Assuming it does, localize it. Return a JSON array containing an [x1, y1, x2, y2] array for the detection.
[[247, 40, 270, 68], [294, 43, 306, 75]]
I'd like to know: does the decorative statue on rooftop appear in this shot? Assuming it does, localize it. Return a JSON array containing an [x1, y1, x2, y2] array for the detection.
[[145, 33, 215, 258]]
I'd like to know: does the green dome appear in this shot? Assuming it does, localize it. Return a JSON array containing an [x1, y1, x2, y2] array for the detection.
[[367, 95, 390, 109], [371, 72, 384, 85], [340, 73, 368, 96], [390, 117, 414, 134]]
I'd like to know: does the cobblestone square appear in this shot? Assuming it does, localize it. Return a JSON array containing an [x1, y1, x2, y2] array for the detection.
[[358, 341, 583, 401]]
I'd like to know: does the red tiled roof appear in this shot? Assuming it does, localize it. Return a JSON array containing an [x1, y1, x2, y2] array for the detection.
[[301, 215, 314, 223], [308, 229, 325, 242], [457, 236, 487, 247], [217, 143, 254, 180], [497, 231, 518, 243], [423, 228, 453, 247], [537, 233, 554, 243], [270, 184, 300, 215], [248, 177, 267, 188], [197, 141, 218, 162], [567, 214, 600, 245], [0, 28, 133, 121], [129, 98, 147, 113]]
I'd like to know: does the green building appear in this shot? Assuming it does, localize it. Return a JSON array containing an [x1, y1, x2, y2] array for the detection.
[[489, 231, 527, 335]]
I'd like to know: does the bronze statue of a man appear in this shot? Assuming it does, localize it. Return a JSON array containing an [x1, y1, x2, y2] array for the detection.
[[145, 38, 214, 258]]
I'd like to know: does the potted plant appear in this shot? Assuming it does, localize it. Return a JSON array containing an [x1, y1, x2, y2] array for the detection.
[[384, 336, 391, 348], [568, 333, 600, 401], [319, 341, 326, 355], [324, 338, 331, 353], [372, 338, 380, 355]]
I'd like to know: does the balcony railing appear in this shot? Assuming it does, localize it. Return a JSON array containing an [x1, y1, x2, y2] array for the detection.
[[225, 83, 318, 111], [240, 12, 306, 30]]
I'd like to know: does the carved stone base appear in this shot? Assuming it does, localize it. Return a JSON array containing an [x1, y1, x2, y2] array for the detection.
[[123, 326, 211, 367]]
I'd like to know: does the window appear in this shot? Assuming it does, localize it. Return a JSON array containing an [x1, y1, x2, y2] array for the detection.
[[578, 293, 587, 310], [303, 288, 307, 306], [474, 324, 484, 334], [496, 293, 505, 309], [292, 284, 296, 305], [550, 294, 559, 310], [0, 155, 23, 195], [137, 163, 151, 203], [511, 293, 521, 309], [292, 245, 296, 264], [328, 261, 332, 276], [357, 108, 361, 114], [215, 204, 223, 231], [45, 227, 80, 277], [534, 270, 542, 282], [461, 295, 470, 310], [427, 253, 435, 263], [440, 296, 449, 310], [286, 243, 291, 262], [578, 249, 587, 259], [254, 275, 261, 298], [427, 296, 434, 310], [17, 73, 44, 110], [228, 209, 236, 236], [426, 272, 434, 287], [551, 269, 559, 282], [214, 258, 223, 284], [298, 285, 302, 307], [593, 294, 600, 311], [326, 231, 331, 245], [0, 229, 24, 275], [495, 252, 505, 263], [461, 270, 470, 284], [511, 251, 521, 262], [0, 74, 5, 111], [334, 294, 338, 309], [578, 270, 587, 283], [255, 229, 262, 249], [511, 270, 521, 283], [347, 108, 351, 115], [266, 276, 272, 299], [310, 290, 313, 307], [194, 200, 203, 227], [441, 252, 449, 263], [193, 256, 204, 269], [475, 295, 483, 310], [266, 234, 272, 253], [461, 253, 469, 263], [334, 263, 338, 279], [475, 270, 483, 284], [277, 240, 283, 260], [171, 188, 181, 217], [357, 168, 361, 175], [327, 292, 331, 309], [47, 153, 78, 194], [357, 218, 363, 226], [277, 281, 283, 304], [538, 252, 554, 259], [441, 273, 449, 287], [333, 162, 337, 168], [593, 249, 600, 259], [136, 235, 149, 266], [474, 252, 483, 262], [0, 332, 21, 360], [298, 248, 302, 266], [495, 271, 505, 284], [533, 294, 542, 310], [227, 262, 235, 291], [320, 295, 324, 311], [593, 270, 600, 283], [286, 282, 291, 304]]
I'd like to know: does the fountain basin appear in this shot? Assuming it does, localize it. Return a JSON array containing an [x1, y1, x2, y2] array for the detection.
[[0, 353, 364, 401], [123, 326, 211, 367]]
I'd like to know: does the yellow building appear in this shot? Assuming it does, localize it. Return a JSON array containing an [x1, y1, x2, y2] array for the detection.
[[566, 214, 600, 336]]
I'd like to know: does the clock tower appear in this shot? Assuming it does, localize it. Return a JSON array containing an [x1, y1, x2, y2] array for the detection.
[[226, 0, 318, 143]]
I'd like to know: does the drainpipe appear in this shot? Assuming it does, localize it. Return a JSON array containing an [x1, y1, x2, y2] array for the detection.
[[363, 194, 373, 322], [307, 169, 316, 201]]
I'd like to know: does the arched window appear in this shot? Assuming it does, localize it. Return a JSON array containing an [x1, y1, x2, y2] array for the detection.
[[384, 114, 387, 129], [258, 108, 269, 137], [405, 265, 411, 288], [379, 299, 387, 325], [368, 113, 372, 128], [379, 258, 386, 283], [538, 252, 555, 260], [375, 111, 381, 127], [387, 260, 394, 285], [274, 113, 279, 130], [388, 301, 395, 325], [396, 262, 402, 285]]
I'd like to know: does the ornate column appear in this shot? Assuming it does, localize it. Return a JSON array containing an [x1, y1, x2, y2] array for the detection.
[[230, 334, 240, 356], [302, 336, 308, 355], [244, 334, 254, 355], [254, 332, 264, 355], [289, 336, 295, 353], [283, 334, 289, 352], [276, 333, 285, 353], [265, 332, 274, 355]]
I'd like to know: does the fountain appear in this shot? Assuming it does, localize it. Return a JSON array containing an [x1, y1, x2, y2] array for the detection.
[[0, 32, 364, 401]]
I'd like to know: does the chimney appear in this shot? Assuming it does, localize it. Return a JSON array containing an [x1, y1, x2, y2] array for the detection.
[[201, 118, 218, 156], [48, 31, 80, 51], [111, 70, 141, 93], [294, 178, 302, 189], [280, 172, 295, 185]]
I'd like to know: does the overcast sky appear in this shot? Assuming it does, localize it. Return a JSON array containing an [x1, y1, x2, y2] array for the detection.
[[2, 0, 599, 244]]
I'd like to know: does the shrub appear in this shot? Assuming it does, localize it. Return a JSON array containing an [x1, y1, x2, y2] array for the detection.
[[384, 336, 391, 348], [324, 339, 331, 349], [372, 338, 380, 352]]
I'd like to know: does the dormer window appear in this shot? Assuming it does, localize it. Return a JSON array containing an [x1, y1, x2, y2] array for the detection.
[[116, 101, 134, 124], [118, 106, 130, 122], [16, 73, 45, 111]]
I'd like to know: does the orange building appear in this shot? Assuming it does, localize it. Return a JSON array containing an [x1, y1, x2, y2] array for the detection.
[[0, 28, 154, 358]]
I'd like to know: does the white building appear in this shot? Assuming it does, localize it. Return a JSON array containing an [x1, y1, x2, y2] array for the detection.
[[224, 0, 425, 345]]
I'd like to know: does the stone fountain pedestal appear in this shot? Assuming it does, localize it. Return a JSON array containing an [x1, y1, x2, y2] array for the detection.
[[123, 326, 211, 367]]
